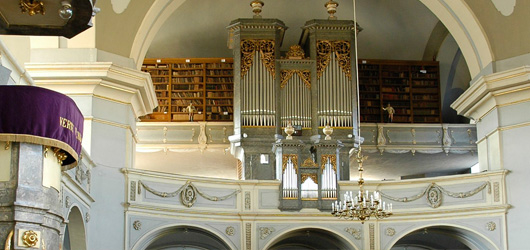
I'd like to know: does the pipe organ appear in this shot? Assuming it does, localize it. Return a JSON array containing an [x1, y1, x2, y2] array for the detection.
[[228, 11, 359, 211]]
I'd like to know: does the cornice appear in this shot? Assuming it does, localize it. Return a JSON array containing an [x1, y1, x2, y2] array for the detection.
[[25, 62, 157, 118], [451, 66, 530, 120]]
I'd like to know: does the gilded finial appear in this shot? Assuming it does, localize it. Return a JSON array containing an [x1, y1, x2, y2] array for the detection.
[[325, 0, 338, 20], [250, 0, 264, 18]]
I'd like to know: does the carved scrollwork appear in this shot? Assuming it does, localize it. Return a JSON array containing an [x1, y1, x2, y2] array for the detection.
[[241, 40, 275, 78], [282, 154, 298, 173], [316, 40, 352, 80], [301, 173, 318, 184], [280, 70, 311, 89], [285, 44, 305, 59], [321, 154, 337, 172]]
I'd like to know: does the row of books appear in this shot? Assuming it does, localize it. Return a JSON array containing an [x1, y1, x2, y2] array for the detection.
[[207, 92, 233, 97], [172, 63, 203, 69], [173, 77, 203, 83], [207, 99, 233, 105], [206, 69, 233, 76], [172, 70, 203, 76], [206, 63, 233, 69], [206, 77, 233, 83], [172, 92, 202, 98]]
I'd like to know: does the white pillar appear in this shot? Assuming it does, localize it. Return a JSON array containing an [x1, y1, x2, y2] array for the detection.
[[26, 58, 156, 250], [452, 66, 530, 249]]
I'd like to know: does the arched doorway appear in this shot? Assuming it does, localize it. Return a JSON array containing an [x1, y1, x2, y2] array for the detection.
[[390, 226, 498, 250], [63, 206, 87, 250], [266, 228, 357, 250], [143, 226, 231, 250]]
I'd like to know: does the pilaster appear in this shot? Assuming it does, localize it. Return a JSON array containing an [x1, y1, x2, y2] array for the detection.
[[451, 65, 530, 249]]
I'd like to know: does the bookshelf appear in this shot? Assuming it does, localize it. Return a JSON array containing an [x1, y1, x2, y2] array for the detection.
[[140, 58, 234, 122], [358, 59, 441, 123]]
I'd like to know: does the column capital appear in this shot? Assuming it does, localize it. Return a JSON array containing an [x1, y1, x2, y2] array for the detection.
[[25, 62, 157, 118], [451, 66, 530, 121]]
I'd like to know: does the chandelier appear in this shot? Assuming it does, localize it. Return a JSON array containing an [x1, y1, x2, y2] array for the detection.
[[331, 148, 392, 223], [330, 0, 392, 224]]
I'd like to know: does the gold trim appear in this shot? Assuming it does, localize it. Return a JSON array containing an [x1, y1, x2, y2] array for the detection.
[[240, 40, 275, 78], [301, 173, 318, 184], [4, 230, 12, 250], [0, 134, 78, 169], [301, 157, 318, 168], [282, 154, 298, 174], [20, 0, 45, 16], [280, 70, 311, 89], [321, 154, 337, 172], [316, 40, 351, 80]]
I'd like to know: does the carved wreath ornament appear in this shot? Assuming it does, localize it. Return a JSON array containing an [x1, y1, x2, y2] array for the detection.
[[138, 180, 240, 208]]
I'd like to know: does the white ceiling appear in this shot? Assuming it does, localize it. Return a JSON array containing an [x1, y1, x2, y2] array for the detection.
[[146, 0, 440, 61]]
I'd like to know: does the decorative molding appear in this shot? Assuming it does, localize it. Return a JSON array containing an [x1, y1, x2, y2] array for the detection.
[[380, 182, 489, 208], [65, 196, 71, 208], [237, 160, 243, 180], [385, 227, 396, 237], [85, 212, 90, 223], [280, 70, 311, 89], [494, 182, 500, 202], [138, 180, 240, 207], [245, 191, 251, 210], [369, 223, 375, 250], [240, 39, 275, 78], [259, 227, 275, 240], [486, 221, 496, 231], [316, 40, 352, 80], [133, 220, 142, 230], [198, 123, 208, 152], [26, 62, 158, 118], [225, 226, 235, 236], [245, 223, 251, 250], [130, 181, 137, 201], [344, 227, 362, 240]]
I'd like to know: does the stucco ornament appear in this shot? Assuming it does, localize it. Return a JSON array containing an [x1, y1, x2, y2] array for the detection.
[[133, 220, 142, 230], [225, 226, 235, 236], [490, 0, 516, 16], [259, 227, 275, 240], [385, 227, 396, 236], [486, 221, 496, 231], [427, 186, 442, 208]]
